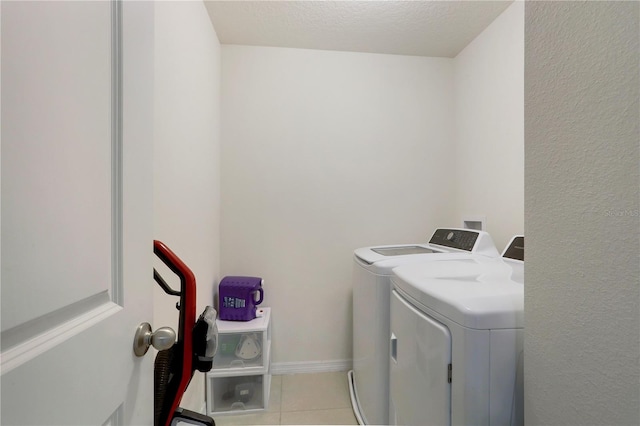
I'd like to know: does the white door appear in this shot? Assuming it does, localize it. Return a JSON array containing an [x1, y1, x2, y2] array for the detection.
[[390, 290, 452, 426], [1, 1, 155, 424]]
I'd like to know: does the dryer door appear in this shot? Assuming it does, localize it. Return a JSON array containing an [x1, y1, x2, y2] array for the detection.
[[390, 290, 452, 426]]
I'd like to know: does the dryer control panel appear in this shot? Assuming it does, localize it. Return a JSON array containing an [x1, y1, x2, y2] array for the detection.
[[502, 236, 524, 261], [428, 229, 479, 252]]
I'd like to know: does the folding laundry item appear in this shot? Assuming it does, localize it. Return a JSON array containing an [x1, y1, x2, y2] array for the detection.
[[219, 276, 264, 321]]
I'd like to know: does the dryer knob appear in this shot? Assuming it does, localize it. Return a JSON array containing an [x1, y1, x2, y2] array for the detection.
[[447, 231, 455, 241]]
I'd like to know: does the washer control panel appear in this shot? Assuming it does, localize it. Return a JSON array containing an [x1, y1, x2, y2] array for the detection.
[[428, 228, 480, 252]]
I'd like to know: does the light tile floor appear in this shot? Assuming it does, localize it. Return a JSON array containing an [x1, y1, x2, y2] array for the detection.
[[213, 372, 358, 425]]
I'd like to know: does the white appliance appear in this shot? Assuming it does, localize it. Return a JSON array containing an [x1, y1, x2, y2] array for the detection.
[[389, 236, 524, 426], [350, 228, 500, 425]]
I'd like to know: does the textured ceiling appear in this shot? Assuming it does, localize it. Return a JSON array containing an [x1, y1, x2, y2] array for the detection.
[[204, 1, 513, 58]]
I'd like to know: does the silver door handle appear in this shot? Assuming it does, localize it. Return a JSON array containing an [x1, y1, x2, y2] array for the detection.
[[133, 322, 176, 357], [391, 333, 398, 363]]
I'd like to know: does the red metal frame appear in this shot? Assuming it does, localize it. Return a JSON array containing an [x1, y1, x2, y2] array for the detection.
[[153, 240, 197, 426]]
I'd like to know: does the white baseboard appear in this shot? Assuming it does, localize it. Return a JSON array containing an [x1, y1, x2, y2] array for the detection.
[[271, 359, 352, 375]]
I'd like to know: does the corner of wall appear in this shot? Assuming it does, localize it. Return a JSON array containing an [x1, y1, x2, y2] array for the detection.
[[452, 0, 524, 250], [153, 0, 222, 413]]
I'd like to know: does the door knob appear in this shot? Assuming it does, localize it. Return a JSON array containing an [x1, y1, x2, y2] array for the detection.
[[133, 322, 176, 357]]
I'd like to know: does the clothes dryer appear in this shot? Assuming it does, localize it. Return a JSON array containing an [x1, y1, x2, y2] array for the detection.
[[389, 236, 524, 426], [350, 229, 499, 425]]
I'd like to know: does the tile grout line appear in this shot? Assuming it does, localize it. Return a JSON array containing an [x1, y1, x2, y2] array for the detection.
[[278, 374, 283, 425], [281, 407, 353, 413]]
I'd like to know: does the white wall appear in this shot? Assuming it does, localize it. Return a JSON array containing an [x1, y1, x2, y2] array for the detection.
[[525, 2, 639, 425], [454, 1, 524, 250], [221, 46, 456, 368], [154, 1, 221, 412]]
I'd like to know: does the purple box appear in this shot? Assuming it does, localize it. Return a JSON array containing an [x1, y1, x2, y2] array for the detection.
[[219, 276, 264, 321]]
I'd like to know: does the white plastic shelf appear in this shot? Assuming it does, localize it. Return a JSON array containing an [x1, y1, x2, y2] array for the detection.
[[206, 307, 272, 416]]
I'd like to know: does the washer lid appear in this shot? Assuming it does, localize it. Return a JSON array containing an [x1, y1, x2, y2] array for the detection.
[[371, 245, 436, 256], [392, 257, 524, 330], [354, 228, 500, 266], [354, 244, 445, 266], [354, 250, 500, 274]]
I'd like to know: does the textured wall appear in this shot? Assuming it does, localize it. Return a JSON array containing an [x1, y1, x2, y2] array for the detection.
[[525, 2, 640, 425], [153, 1, 221, 412], [221, 46, 456, 367], [454, 0, 524, 250]]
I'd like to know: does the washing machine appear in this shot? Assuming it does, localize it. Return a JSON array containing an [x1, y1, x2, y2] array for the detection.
[[389, 236, 524, 426], [350, 228, 500, 425]]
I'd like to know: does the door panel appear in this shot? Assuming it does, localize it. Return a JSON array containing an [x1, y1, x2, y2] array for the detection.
[[390, 290, 451, 426], [1, 0, 112, 335], [1, 1, 154, 424]]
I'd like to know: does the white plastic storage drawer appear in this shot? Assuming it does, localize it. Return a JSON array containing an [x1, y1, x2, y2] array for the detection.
[[213, 333, 270, 370], [206, 374, 271, 415], [212, 308, 271, 373]]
